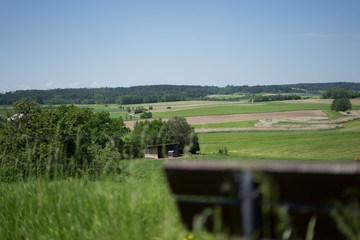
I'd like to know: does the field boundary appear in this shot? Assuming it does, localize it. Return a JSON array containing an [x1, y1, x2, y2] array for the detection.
[[195, 126, 338, 133], [125, 110, 326, 129]]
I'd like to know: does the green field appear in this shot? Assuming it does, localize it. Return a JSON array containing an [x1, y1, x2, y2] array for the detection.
[[75, 104, 124, 112], [45, 101, 360, 122], [2, 100, 360, 239], [322, 109, 349, 119], [73, 104, 131, 119], [198, 130, 360, 162], [193, 120, 259, 129], [206, 94, 246, 99], [153, 102, 334, 118], [0, 160, 224, 240], [343, 119, 360, 129]]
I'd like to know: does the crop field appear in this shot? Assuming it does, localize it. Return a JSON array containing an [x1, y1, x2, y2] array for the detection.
[[71, 99, 360, 122], [207, 94, 246, 99], [152, 102, 334, 118], [193, 120, 259, 129], [2, 99, 360, 240], [198, 129, 360, 162], [343, 119, 360, 129]]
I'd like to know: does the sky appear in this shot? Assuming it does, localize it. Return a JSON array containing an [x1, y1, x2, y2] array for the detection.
[[1, 0, 360, 92]]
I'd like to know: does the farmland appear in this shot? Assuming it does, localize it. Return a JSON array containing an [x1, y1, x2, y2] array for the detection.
[[44, 99, 360, 161], [2, 98, 360, 161], [193, 120, 259, 129], [152, 102, 333, 118], [2, 96, 360, 239], [121, 98, 360, 162], [2, 0, 360, 235], [198, 130, 360, 162]]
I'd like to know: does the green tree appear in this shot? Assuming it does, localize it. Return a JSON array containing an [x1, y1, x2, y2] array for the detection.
[[331, 98, 352, 112], [93, 94, 104, 104], [164, 116, 200, 154], [89, 111, 129, 150], [0, 99, 56, 180], [323, 88, 350, 99], [140, 111, 152, 119], [125, 117, 200, 157], [0, 100, 132, 180]]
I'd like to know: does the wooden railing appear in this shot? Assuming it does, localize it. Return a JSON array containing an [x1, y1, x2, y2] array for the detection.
[[164, 161, 360, 240]]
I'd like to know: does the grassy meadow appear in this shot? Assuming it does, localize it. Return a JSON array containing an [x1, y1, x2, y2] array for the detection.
[[2, 98, 360, 239], [207, 94, 246, 99], [0, 160, 224, 240], [198, 128, 360, 162], [153, 102, 334, 118], [69, 99, 360, 120], [75, 104, 132, 119]]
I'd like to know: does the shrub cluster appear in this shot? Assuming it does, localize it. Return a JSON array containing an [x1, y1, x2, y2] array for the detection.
[[0, 99, 199, 181]]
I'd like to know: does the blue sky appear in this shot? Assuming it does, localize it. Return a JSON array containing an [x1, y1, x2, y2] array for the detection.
[[1, 0, 360, 92]]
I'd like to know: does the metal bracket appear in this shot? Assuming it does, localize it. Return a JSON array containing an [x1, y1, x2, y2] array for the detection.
[[233, 171, 262, 240]]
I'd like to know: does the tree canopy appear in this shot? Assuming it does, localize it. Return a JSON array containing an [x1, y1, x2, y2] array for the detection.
[[0, 99, 200, 181], [322, 88, 360, 99], [129, 117, 200, 156], [2, 82, 359, 105], [331, 98, 352, 112]]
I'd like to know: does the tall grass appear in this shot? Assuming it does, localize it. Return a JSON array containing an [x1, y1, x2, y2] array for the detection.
[[0, 160, 225, 240]]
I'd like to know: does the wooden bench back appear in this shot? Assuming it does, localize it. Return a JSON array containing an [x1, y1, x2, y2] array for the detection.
[[164, 161, 360, 239]]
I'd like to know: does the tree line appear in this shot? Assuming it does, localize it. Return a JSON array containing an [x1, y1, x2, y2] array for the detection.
[[1, 82, 359, 105], [249, 94, 301, 102], [0, 99, 199, 181], [322, 88, 360, 99]]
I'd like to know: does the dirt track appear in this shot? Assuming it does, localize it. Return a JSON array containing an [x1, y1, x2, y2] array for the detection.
[[124, 110, 327, 129]]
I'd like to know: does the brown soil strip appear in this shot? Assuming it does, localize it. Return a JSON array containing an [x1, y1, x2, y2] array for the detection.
[[124, 110, 326, 129]]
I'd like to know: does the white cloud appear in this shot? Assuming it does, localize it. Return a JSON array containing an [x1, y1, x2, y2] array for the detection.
[[91, 81, 97, 87], [70, 82, 81, 87], [46, 81, 53, 87]]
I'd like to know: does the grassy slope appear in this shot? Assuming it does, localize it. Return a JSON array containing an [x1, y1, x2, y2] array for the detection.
[[0, 160, 223, 240], [322, 110, 349, 119], [2, 102, 360, 240], [343, 119, 360, 129], [198, 130, 360, 162]]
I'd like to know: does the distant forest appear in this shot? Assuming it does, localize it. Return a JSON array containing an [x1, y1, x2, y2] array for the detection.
[[1, 82, 360, 105]]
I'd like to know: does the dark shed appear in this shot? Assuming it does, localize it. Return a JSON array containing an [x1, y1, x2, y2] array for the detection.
[[143, 143, 179, 159]]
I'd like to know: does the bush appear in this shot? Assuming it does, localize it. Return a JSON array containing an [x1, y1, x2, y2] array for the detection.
[[218, 147, 228, 155], [140, 111, 152, 119], [134, 106, 147, 114], [0, 99, 130, 181], [331, 98, 352, 112]]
